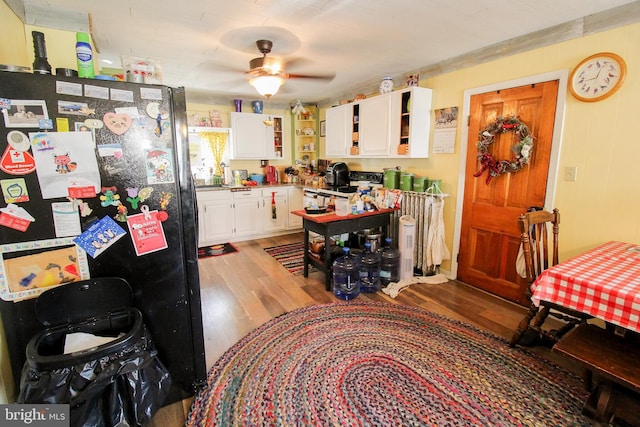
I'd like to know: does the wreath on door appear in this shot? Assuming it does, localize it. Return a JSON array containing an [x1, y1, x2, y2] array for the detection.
[[474, 115, 534, 184]]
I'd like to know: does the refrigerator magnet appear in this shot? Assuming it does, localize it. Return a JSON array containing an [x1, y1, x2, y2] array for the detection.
[[103, 112, 132, 135], [1, 178, 29, 203], [0, 203, 35, 232], [73, 215, 126, 258], [0, 146, 36, 175], [127, 207, 168, 256]]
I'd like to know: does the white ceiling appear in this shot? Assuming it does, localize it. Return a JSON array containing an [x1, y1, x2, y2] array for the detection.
[[9, 0, 640, 106]]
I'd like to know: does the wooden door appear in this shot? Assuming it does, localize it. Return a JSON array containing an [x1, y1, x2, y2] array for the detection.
[[458, 81, 558, 305]]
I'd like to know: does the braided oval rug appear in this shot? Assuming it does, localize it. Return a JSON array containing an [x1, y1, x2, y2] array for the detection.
[[186, 302, 592, 426]]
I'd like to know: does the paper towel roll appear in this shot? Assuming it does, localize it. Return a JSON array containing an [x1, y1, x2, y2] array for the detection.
[[398, 215, 416, 280]]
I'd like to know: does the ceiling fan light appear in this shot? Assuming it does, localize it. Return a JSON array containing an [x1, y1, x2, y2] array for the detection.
[[250, 75, 284, 97]]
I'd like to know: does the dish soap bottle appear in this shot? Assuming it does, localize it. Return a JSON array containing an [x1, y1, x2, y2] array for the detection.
[[76, 32, 95, 78]]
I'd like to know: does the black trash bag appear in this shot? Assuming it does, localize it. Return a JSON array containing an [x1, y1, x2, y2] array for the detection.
[[18, 326, 171, 427]]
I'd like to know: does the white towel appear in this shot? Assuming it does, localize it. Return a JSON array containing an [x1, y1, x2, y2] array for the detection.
[[381, 274, 449, 298]]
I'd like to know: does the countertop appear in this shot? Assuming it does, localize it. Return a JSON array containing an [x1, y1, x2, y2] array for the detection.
[[195, 183, 305, 192]]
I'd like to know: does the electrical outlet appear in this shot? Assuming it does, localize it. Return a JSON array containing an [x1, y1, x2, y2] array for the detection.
[[565, 166, 578, 182]]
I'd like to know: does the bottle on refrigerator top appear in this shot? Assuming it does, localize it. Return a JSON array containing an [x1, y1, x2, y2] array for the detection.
[[380, 238, 400, 287], [75, 32, 95, 78], [332, 247, 360, 300], [359, 242, 381, 293]]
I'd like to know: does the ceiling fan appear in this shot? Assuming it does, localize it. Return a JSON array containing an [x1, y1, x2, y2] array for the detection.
[[246, 39, 334, 98]]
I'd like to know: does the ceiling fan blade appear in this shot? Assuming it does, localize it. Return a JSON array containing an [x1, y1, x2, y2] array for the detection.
[[286, 72, 335, 81]]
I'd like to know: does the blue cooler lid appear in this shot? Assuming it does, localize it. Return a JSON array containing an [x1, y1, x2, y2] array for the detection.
[[35, 277, 132, 326]]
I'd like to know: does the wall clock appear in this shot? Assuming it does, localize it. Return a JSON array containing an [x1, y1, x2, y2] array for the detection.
[[569, 52, 626, 102]]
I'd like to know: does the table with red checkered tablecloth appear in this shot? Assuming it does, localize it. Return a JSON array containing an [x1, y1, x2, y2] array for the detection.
[[531, 241, 640, 333]]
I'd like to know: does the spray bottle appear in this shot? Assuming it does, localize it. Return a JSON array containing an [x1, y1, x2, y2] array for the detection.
[[76, 32, 95, 78]]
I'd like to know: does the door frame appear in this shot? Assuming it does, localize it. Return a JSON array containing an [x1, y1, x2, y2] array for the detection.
[[450, 70, 569, 279]]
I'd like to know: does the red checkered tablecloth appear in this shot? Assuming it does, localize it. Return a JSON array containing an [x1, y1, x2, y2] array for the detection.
[[531, 241, 640, 333]]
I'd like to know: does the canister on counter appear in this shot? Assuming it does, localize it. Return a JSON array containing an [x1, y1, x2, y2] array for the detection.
[[427, 179, 442, 193], [383, 169, 400, 189], [400, 173, 414, 191], [413, 176, 427, 192]]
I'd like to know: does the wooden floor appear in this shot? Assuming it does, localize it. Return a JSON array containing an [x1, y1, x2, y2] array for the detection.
[[148, 232, 576, 426]]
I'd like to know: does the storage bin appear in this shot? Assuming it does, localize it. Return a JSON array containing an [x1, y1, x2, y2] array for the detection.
[[335, 198, 350, 216]]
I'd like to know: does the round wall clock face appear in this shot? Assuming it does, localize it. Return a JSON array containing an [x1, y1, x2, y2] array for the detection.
[[569, 52, 626, 102]]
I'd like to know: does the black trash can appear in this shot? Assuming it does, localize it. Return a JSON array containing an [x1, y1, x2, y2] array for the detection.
[[17, 277, 171, 427]]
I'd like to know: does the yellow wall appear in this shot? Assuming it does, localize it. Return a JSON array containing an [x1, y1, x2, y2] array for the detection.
[[320, 23, 640, 266], [0, 0, 28, 67]]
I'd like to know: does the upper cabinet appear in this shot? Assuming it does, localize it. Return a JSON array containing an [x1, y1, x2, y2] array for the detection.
[[389, 87, 432, 158], [230, 112, 284, 159], [324, 86, 432, 158], [325, 104, 349, 157]]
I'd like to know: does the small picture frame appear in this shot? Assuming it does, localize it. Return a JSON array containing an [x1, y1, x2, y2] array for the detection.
[[320, 120, 326, 137], [1, 100, 48, 128]]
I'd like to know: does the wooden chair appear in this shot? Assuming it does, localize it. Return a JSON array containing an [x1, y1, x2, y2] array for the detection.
[[509, 208, 591, 347]]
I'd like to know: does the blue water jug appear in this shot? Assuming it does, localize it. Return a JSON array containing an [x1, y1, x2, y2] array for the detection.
[[380, 238, 400, 287], [333, 247, 360, 300], [359, 242, 381, 293]]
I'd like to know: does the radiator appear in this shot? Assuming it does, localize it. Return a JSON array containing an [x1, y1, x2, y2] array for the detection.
[[389, 191, 448, 275]]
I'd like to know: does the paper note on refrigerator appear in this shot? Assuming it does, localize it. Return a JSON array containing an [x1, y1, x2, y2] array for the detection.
[[29, 132, 101, 199]]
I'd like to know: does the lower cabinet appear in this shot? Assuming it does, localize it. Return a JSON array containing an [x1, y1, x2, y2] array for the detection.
[[197, 186, 303, 245], [287, 187, 303, 229], [197, 190, 234, 245]]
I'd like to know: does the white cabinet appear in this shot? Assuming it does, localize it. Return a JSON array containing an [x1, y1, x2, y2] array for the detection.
[[325, 104, 349, 157], [287, 187, 303, 229], [324, 86, 432, 158], [197, 190, 234, 245], [261, 188, 288, 233], [233, 189, 262, 237], [230, 112, 284, 159], [359, 95, 391, 156], [389, 86, 432, 158]]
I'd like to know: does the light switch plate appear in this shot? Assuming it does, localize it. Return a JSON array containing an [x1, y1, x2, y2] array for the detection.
[[565, 166, 578, 181]]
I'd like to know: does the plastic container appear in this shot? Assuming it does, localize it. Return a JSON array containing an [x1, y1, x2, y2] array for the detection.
[[75, 32, 95, 78], [333, 247, 360, 300], [359, 242, 381, 293], [400, 173, 414, 191], [383, 169, 400, 189], [335, 198, 350, 216], [380, 238, 401, 287]]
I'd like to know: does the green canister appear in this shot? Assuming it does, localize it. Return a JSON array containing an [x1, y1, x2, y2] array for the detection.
[[400, 173, 414, 191], [413, 176, 427, 192], [383, 169, 400, 189]]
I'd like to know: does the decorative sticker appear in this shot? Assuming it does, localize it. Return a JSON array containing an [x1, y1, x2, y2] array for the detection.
[[0, 237, 89, 302], [0, 203, 35, 232], [29, 132, 101, 199], [67, 177, 98, 198], [55, 80, 83, 96], [140, 87, 163, 100], [1, 178, 29, 203], [103, 112, 132, 135], [0, 146, 36, 175], [145, 149, 175, 184], [52, 201, 81, 237], [84, 84, 110, 100], [56, 117, 70, 132], [58, 100, 92, 116], [73, 216, 126, 258], [110, 88, 134, 103], [127, 206, 168, 256], [1, 100, 48, 128]]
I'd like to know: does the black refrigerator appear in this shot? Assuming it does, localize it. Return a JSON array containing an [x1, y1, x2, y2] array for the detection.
[[0, 70, 206, 404]]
